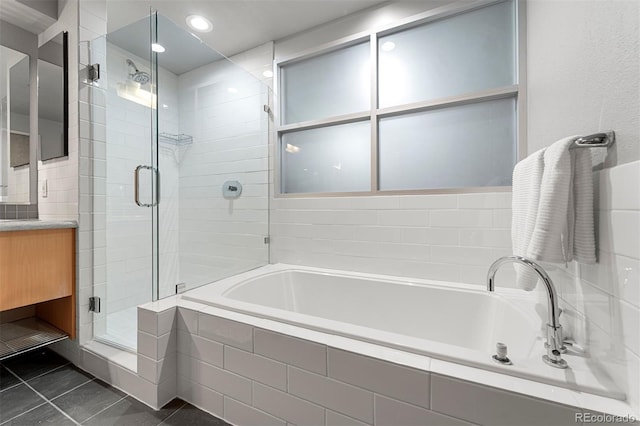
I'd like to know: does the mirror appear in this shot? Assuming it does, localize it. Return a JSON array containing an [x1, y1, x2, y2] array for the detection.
[[0, 45, 31, 203], [38, 31, 68, 161]]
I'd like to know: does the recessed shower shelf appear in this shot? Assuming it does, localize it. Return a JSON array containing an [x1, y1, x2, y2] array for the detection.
[[159, 132, 193, 146], [159, 132, 193, 163], [0, 317, 68, 361]]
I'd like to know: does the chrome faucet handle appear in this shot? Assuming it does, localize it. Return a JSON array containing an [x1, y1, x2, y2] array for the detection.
[[487, 256, 568, 369], [543, 324, 568, 368]]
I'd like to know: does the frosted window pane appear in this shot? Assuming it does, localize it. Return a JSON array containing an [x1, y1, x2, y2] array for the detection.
[[379, 1, 516, 108], [281, 43, 370, 124], [281, 121, 370, 193], [379, 98, 516, 190]]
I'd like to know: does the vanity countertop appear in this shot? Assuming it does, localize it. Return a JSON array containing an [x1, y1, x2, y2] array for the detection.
[[0, 220, 78, 232]]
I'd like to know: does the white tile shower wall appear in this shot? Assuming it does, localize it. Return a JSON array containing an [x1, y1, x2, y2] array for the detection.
[[78, 0, 107, 348], [103, 43, 180, 314], [176, 308, 584, 426], [157, 62, 181, 300], [104, 43, 153, 314], [82, 36, 108, 344], [177, 44, 270, 291]]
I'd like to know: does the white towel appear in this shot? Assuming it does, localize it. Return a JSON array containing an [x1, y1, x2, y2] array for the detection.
[[511, 136, 596, 290], [512, 147, 546, 290]]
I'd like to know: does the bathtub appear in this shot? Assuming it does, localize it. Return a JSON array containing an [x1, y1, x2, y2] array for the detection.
[[182, 263, 624, 401]]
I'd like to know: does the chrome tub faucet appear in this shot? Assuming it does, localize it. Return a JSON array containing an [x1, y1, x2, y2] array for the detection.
[[487, 256, 568, 369]]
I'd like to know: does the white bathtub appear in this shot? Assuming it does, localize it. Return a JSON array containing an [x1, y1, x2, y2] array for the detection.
[[183, 264, 624, 401]]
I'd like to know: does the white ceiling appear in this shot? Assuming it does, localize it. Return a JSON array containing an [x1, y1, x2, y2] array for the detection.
[[0, 0, 56, 35], [106, 0, 388, 57], [107, 14, 225, 75]]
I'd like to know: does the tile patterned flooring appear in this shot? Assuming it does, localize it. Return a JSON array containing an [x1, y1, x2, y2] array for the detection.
[[0, 348, 230, 425]]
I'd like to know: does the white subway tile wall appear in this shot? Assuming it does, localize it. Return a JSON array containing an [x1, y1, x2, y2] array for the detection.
[[101, 41, 179, 315], [270, 192, 513, 285], [552, 161, 640, 415], [177, 46, 270, 292], [74, 0, 108, 353], [79, 11, 270, 349], [135, 306, 178, 407]]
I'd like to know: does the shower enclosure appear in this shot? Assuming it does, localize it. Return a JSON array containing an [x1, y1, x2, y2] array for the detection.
[[85, 12, 270, 351]]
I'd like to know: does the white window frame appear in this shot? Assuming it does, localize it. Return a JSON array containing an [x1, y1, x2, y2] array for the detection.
[[273, 0, 526, 198]]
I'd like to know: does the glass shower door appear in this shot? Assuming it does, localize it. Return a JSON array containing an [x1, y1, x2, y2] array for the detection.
[[90, 12, 159, 351], [90, 10, 272, 352]]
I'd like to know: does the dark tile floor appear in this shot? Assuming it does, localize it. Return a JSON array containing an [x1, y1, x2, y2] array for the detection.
[[0, 348, 230, 425]]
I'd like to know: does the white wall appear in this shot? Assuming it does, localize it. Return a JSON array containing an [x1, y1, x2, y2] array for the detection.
[[38, 0, 79, 220], [526, 0, 639, 166], [526, 0, 640, 415], [270, 0, 640, 415], [177, 43, 270, 292]]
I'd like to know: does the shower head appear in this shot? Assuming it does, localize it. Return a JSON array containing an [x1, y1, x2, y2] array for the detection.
[[126, 59, 151, 85]]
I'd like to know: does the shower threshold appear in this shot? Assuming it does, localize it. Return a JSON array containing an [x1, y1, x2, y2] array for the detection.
[[0, 317, 68, 361]]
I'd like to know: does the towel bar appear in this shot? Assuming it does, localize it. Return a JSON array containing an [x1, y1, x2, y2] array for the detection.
[[570, 131, 615, 149]]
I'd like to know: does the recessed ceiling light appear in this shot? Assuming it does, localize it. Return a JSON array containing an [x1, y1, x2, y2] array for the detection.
[[152, 43, 165, 53], [262, 70, 273, 78], [186, 15, 213, 32], [381, 41, 396, 52], [227, 87, 238, 94]]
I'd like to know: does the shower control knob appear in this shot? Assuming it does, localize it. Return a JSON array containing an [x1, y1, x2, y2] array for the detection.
[[223, 180, 242, 199]]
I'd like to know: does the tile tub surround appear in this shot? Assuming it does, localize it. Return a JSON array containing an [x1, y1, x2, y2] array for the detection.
[[0, 348, 228, 425], [181, 263, 627, 400], [152, 300, 635, 426]]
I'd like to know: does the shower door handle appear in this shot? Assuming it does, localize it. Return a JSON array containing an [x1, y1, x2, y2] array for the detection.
[[134, 165, 160, 207], [134, 165, 153, 207]]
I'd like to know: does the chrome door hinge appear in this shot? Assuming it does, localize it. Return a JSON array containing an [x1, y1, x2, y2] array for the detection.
[[264, 236, 270, 244], [89, 296, 101, 313], [175, 283, 186, 294], [88, 63, 100, 82]]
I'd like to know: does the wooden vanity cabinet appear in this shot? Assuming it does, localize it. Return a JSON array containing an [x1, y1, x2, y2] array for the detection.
[[0, 228, 76, 338]]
